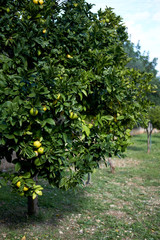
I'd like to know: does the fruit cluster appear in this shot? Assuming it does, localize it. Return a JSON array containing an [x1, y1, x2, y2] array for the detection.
[[33, 140, 44, 156]]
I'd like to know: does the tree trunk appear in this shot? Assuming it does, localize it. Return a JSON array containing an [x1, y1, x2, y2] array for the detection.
[[28, 196, 39, 215], [147, 122, 153, 154], [147, 131, 150, 154], [86, 172, 91, 185], [27, 174, 39, 215], [108, 157, 115, 174]]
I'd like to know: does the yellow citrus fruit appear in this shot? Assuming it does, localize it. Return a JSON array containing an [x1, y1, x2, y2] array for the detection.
[[37, 147, 44, 154], [88, 123, 93, 128], [66, 54, 73, 59], [23, 186, 29, 191], [39, 0, 44, 5], [43, 29, 46, 34], [74, 3, 78, 7], [73, 113, 78, 119], [16, 181, 21, 188], [69, 111, 74, 119], [6, 8, 10, 13], [56, 93, 61, 100], [43, 106, 47, 111], [34, 151, 39, 156], [21, 236, 26, 240], [33, 0, 39, 4], [30, 108, 38, 116], [33, 140, 41, 148]]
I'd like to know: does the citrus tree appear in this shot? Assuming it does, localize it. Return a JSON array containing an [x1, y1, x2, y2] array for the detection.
[[0, 0, 152, 214], [148, 106, 160, 130]]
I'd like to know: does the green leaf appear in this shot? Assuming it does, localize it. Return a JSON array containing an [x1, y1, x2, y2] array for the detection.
[[117, 115, 125, 120], [101, 115, 114, 121], [23, 172, 31, 178], [81, 89, 87, 96], [15, 162, 21, 172], [82, 124, 90, 136], [28, 92, 36, 98], [45, 118, 55, 125]]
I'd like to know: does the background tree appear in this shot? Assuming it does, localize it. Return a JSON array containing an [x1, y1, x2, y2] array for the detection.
[[0, 0, 152, 215], [148, 106, 160, 129], [124, 40, 160, 106], [124, 40, 160, 153], [146, 106, 160, 153]]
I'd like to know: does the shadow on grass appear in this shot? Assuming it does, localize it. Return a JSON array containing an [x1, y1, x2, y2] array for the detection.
[[127, 145, 144, 152], [0, 182, 87, 228]]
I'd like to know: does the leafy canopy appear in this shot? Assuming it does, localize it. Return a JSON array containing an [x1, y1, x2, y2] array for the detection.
[[0, 0, 152, 198]]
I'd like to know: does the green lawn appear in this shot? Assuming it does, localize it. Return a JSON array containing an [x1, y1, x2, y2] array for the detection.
[[0, 133, 160, 240]]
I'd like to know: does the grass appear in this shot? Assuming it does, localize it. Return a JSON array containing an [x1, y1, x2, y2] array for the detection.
[[0, 133, 160, 240]]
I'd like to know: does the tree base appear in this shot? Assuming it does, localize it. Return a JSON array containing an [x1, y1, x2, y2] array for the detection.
[[27, 196, 39, 215]]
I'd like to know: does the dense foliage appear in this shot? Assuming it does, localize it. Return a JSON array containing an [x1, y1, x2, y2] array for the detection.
[[0, 0, 152, 199]]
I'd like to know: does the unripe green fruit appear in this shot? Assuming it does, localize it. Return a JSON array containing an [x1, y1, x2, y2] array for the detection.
[[38, 147, 44, 154], [70, 112, 78, 119], [30, 108, 38, 116], [88, 123, 93, 129], [73, 113, 78, 119], [69, 111, 74, 119]]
